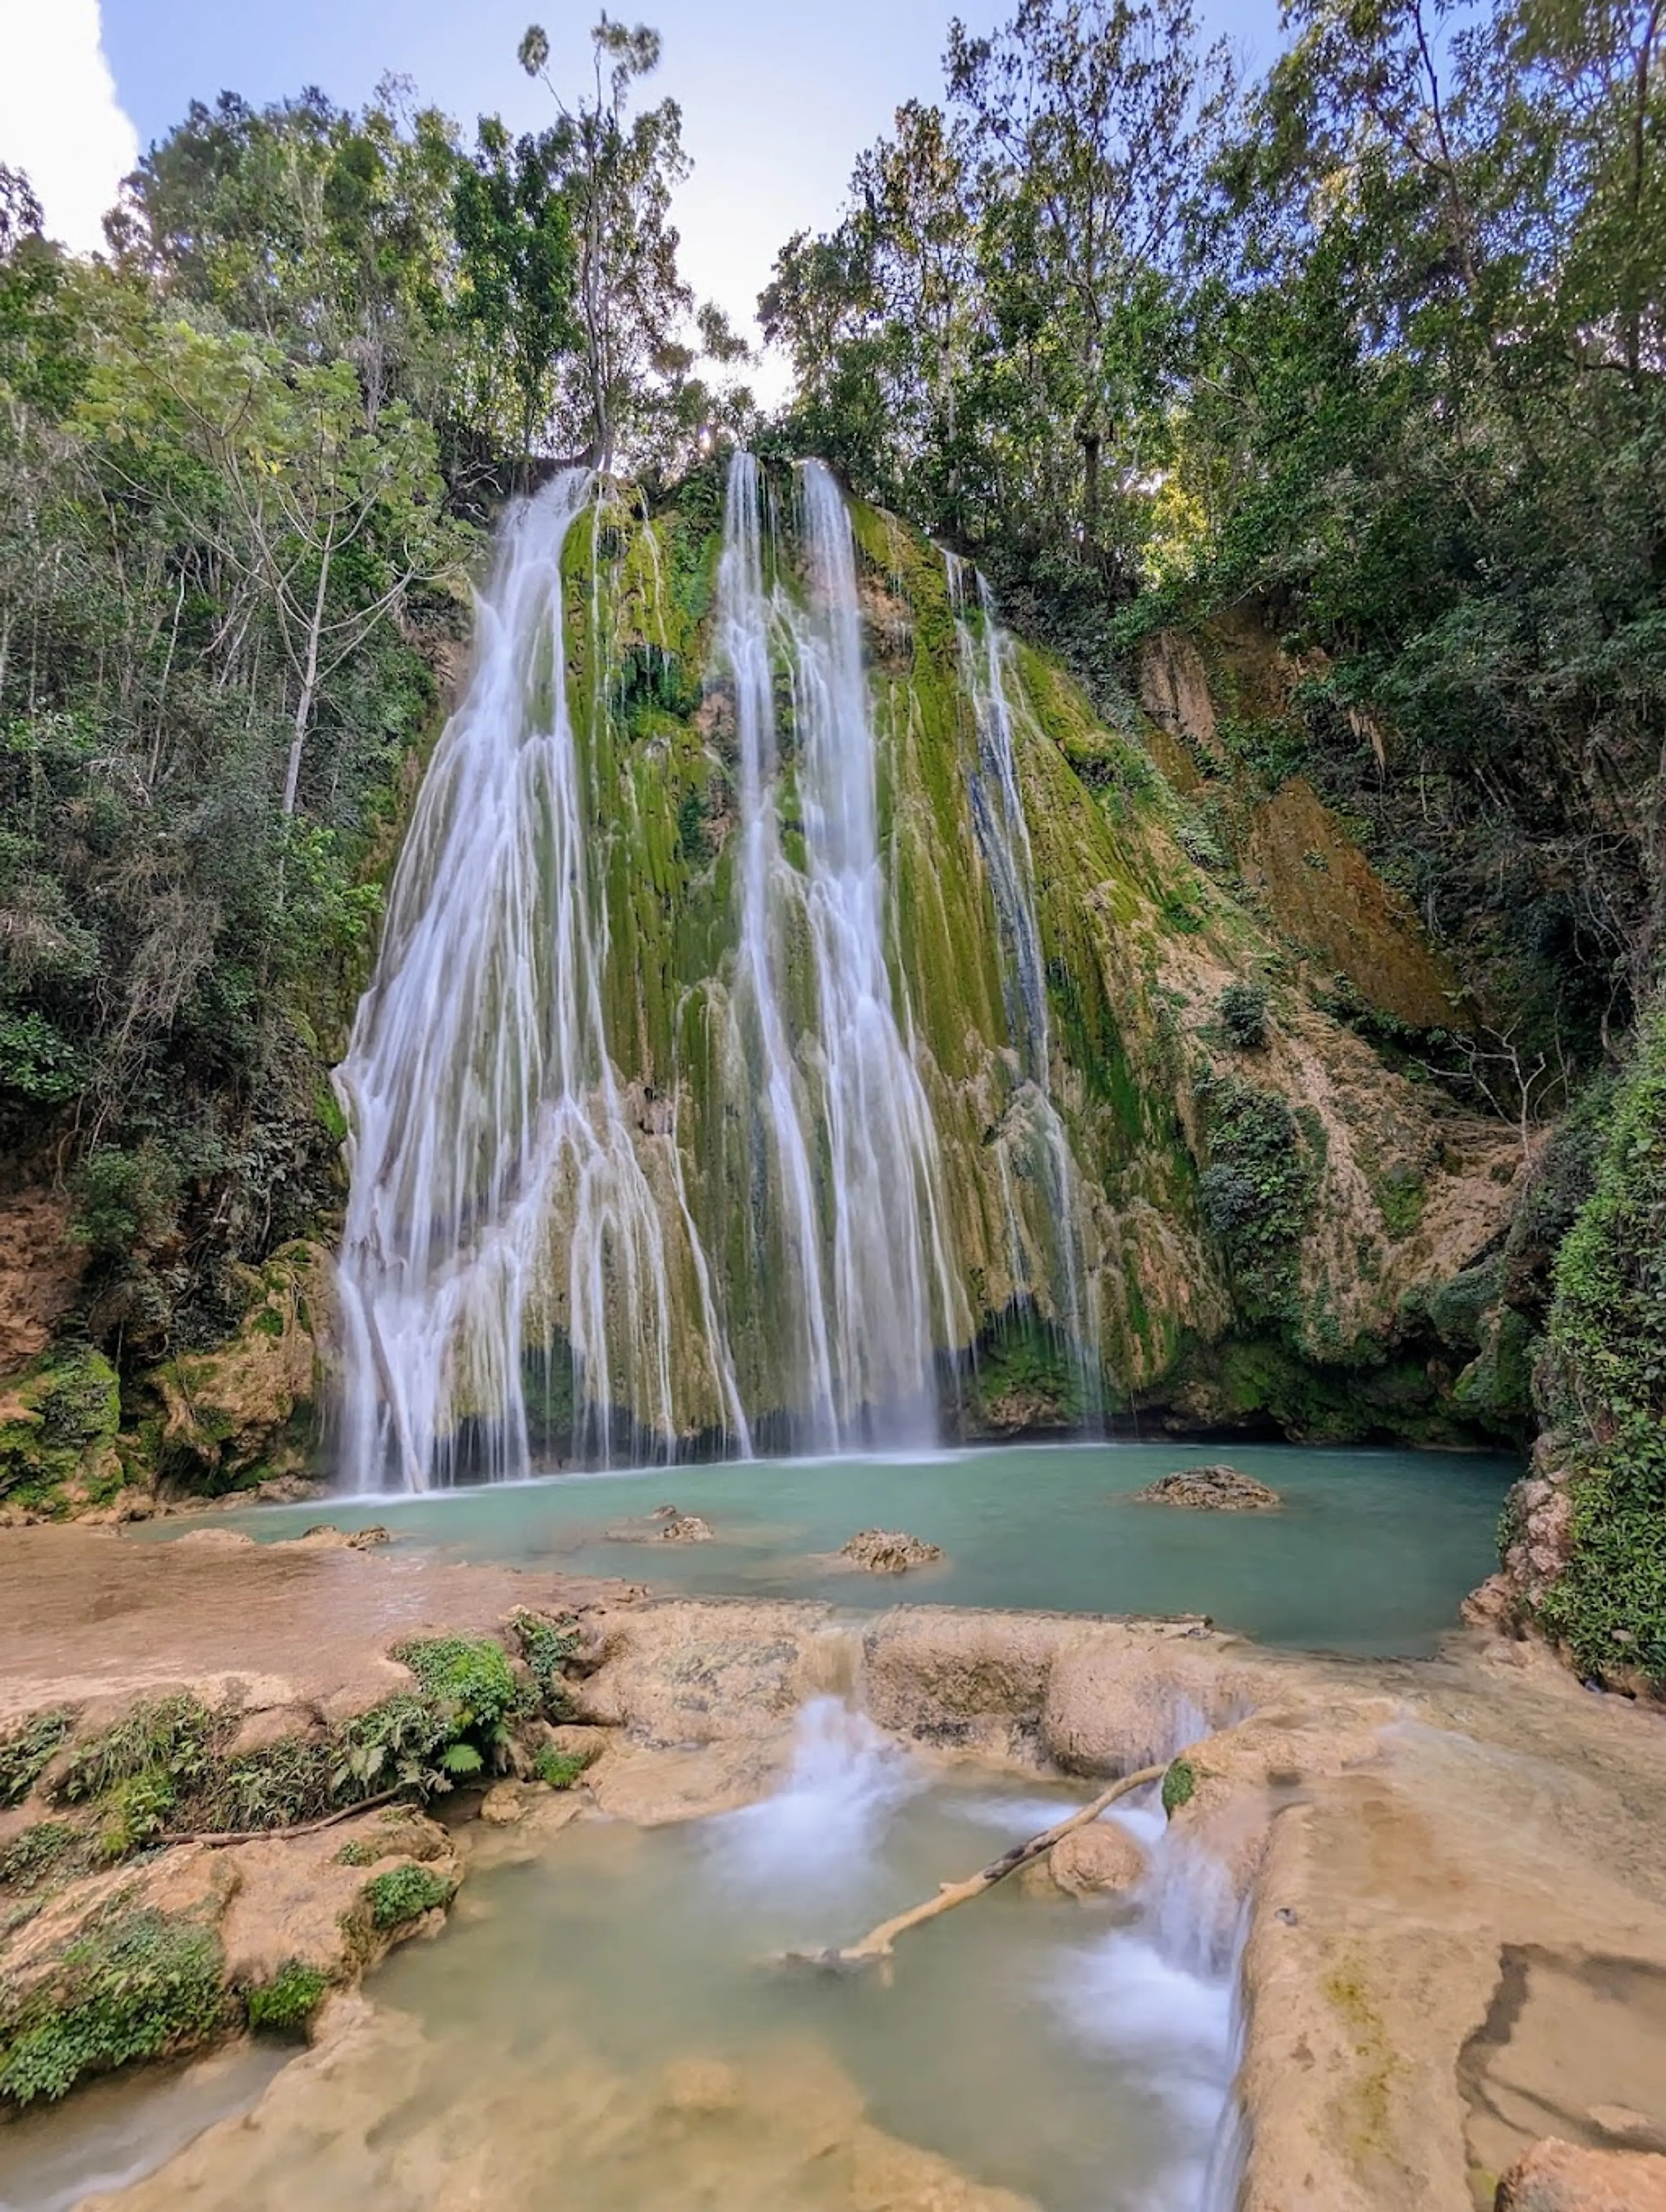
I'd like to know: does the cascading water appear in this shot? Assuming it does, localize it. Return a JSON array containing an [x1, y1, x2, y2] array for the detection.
[[333, 453, 1099, 1486], [333, 471, 742, 1490], [715, 455, 960, 1444], [946, 554, 1099, 1411]]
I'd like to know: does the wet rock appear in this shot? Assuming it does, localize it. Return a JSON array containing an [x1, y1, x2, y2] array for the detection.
[[295, 1523, 392, 1551], [574, 1599, 836, 1749], [838, 1529, 944, 1573], [479, 1782, 528, 1827], [1494, 2138, 1666, 2210], [606, 1505, 714, 1543], [1133, 1464, 1281, 1511], [1048, 1821, 1147, 1897]]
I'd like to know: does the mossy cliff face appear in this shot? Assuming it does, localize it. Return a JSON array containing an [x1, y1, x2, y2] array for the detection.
[[498, 464, 1522, 1450]]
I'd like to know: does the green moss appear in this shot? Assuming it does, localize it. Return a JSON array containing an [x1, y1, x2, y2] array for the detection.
[[1161, 1758, 1197, 1816], [0, 1902, 226, 2105], [0, 1710, 76, 1808], [1531, 1007, 1666, 1685], [1197, 1074, 1320, 1323], [245, 1960, 328, 2037], [0, 1347, 122, 1517], [363, 1864, 454, 1929], [534, 1747, 596, 1789]]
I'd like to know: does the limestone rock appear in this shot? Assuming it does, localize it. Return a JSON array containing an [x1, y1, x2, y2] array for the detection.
[[838, 1528, 944, 1573], [479, 1781, 528, 1826], [605, 1504, 715, 1543], [1494, 2138, 1666, 2211], [1133, 1464, 1281, 1510], [147, 1241, 332, 1495], [1048, 1820, 1147, 1897]]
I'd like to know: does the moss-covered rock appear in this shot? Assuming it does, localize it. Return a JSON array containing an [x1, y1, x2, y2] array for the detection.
[[0, 1344, 125, 1521], [144, 1240, 331, 1495]]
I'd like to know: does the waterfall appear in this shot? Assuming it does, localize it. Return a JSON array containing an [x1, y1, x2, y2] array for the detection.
[[946, 554, 1099, 1416], [717, 455, 958, 1444], [333, 470, 741, 1490]]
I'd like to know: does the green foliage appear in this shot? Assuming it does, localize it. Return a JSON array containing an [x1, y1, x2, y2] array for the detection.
[[510, 1612, 581, 1719], [534, 1747, 596, 1789], [363, 1864, 454, 1929], [1217, 980, 1269, 1049], [59, 1695, 214, 1808], [1161, 1757, 1196, 1816], [0, 1903, 225, 2105], [0, 1711, 75, 1807], [244, 1960, 328, 2037], [0, 1823, 77, 1890], [1197, 1074, 1319, 1321], [1533, 1008, 1666, 1684]]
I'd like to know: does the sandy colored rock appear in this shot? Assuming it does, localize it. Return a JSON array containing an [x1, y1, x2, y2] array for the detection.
[[1133, 1464, 1281, 1511], [1047, 1820, 1147, 1896], [574, 1597, 837, 1748], [838, 1529, 944, 1573], [606, 1504, 715, 1543], [1494, 2139, 1666, 2211], [0, 1189, 84, 1374], [478, 1781, 528, 1826]]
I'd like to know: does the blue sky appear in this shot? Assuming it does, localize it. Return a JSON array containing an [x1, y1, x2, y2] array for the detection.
[[8, 0, 1284, 376]]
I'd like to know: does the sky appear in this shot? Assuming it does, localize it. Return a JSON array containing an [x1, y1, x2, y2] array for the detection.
[[0, 0, 1284, 388]]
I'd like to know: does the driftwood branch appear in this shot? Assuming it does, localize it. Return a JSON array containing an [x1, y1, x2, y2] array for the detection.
[[786, 1763, 1168, 1971]]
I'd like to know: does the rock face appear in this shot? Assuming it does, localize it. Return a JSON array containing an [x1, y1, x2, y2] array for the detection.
[[1133, 1464, 1282, 1511], [0, 1344, 127, 1523], [838, 1530, 944, 1574], [1494, 2138, 1666, 2211], [150, 1240, 332, 1495]]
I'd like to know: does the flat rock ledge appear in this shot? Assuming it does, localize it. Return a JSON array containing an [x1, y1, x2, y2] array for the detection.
[[1132, 1464, 1282, 1511]]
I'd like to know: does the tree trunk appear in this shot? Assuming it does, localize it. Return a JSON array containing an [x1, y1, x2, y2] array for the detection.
[[282, 541, 332, 817]]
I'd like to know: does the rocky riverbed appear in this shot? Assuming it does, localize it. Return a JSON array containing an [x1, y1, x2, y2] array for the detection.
[[1, 1527, 1664, 2210]]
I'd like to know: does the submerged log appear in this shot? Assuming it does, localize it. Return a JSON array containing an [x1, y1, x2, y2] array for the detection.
[[784, 1762, 1167, 1971]]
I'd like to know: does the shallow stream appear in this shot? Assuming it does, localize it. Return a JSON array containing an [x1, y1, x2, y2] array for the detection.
[[190, 1438, 1515, 1656]]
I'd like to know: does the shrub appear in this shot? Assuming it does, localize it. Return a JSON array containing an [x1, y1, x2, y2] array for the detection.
[[0, 1710, 75, 1808], [245, 1960, 328, 2037], [390, 1637, 523, 1779], [0, 1904, 225, 2105], [534, 1747, 595, 1790], [511, 1612, 581, 1719], [1197, 1075, 1320, 1322], [0, 1822, 77, 1891], [363, 1865, 454, 1929], [1161, 1758, 1197, 1817], [1217, 980, 1270, 1049], [59, 1693, 213, 1806]]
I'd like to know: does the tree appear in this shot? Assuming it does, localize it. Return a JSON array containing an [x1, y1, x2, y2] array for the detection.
[[518, 14, 748, 465], [452, 117, 578, 458], [82, 321, 462, 814]]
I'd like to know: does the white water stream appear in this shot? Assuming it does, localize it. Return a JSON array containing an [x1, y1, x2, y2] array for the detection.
[[946, 554, 1099, 1412], [334, 471, 737, 1490]]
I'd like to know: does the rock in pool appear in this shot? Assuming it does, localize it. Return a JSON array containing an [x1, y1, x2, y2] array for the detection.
[[1132, 1465, 1281, 1511], [606, 1505, 715, 1543], [838, 1529, 944, 1574]]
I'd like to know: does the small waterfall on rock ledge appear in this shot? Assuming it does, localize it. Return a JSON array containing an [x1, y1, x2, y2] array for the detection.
[[334, 471, 742, 1490]]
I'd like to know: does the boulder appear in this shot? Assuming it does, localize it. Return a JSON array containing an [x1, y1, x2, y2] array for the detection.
[[1048, 1821, 1148, 1897], [1495, 2138, 1666, 2211], [1132, 1464, 1281, 1511], [838, 1529, 944, 1574]]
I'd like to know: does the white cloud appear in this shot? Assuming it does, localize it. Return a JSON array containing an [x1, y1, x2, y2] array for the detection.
[[0, 0, 138, 254]]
